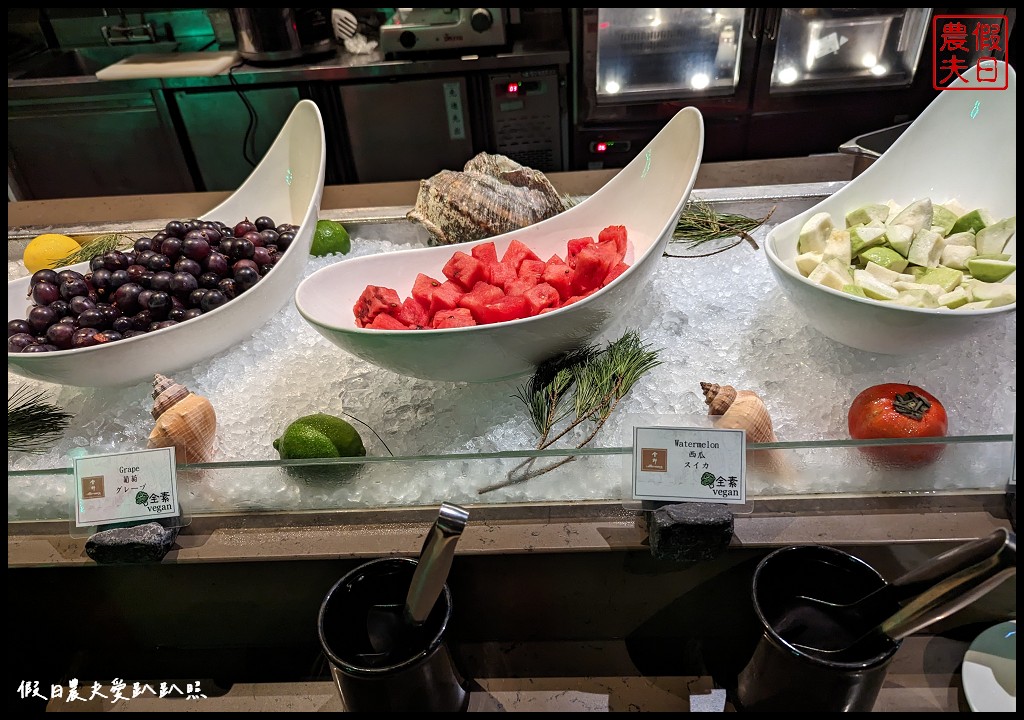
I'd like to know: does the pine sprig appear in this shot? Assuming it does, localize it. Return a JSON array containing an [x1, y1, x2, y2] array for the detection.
[[561, 193, 773, 257], [480, 330, 661, 494], [53, 233, 135, 268], [514, 345, 596, 435], [666, 198, 775, 256], [8, 385, 73, 454]]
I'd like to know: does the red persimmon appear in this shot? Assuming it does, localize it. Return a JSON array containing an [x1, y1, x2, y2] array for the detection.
[[848, 383, 948, 468]]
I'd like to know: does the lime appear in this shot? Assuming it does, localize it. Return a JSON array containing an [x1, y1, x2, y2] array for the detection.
[[274, 413, 366, 460], [274, 423, 341, 459], [23, 233, 81, 274], [274, 413, 366, 483], [311, 219, 351, 257]]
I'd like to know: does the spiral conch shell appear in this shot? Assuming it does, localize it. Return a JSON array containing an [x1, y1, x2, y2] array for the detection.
[[700, 381, 792, 481], [147, 374, 216, 463], [700, 382, 777, 443]]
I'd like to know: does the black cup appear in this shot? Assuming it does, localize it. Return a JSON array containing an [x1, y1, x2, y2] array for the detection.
[[318, 557, 469, 712], [735, 545, 902, 712]]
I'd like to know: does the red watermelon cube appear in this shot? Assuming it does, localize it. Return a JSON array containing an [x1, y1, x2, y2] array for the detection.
[[518, 259, 546, 282], [412, 273, 443, 308], [566, 237, 596, 268], [368, 312, 410, 330], [560, 288, 598, 307], [431, 307, 477, 329], [523, 283, 560, 315], [571, 244, 616, 294], [458, 283, 505, 322], [353, 285, 401, 327], [604, 261, 630, 286], [541, 261, 573, 300], [594, 239, 624, 267], [486, 261, 518, 290], [428, 280, 465, 317], [598, 225, 629, 257], [505, 277, 540, 297], [477, 295, 530, 325], [396, 297, 430, 328], [500, 239, 542, 271], [469, 280, 503, 295], [442, 251, 486, 291], [470, 241, 498, 265], [546, 253, 565, 265]]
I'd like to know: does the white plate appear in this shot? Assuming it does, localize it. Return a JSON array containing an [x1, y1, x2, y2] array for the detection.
[[962, 619, 1016, 712]]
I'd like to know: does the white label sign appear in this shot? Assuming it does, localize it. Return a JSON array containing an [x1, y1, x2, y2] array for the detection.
[[73, 447, 179, 527], [443, 81, 466, 140], [632, 426, 746, 504]]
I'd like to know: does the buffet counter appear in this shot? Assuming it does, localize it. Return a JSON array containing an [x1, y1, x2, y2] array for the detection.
[[8, 154, 1014, 565], [8, 157, 1016, 713]]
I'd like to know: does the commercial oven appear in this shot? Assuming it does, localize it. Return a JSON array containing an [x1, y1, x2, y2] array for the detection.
[[570, 8, 1014, 169]]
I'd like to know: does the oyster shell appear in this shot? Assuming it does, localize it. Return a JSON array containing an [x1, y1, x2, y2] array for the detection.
[[407, 152, 569, 245]]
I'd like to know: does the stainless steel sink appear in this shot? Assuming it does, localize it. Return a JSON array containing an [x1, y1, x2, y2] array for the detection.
[[11, 42, 181, 79]]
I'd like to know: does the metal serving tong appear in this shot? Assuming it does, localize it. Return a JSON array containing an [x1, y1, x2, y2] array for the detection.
[[365, 502, 470, 655], [790, 527, 1016, 656]]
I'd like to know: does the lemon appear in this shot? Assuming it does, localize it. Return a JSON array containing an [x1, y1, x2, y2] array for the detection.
[[274, 413, 366, 460], [23, 233, 82, 274], [311, 219, 351, 257]]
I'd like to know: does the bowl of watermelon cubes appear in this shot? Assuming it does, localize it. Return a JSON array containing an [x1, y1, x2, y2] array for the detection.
[[295, 106, 704, 383]]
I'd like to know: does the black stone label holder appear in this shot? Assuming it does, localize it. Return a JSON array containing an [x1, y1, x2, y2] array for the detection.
[[617, 413, 753, 564], [65, 444, 192, 564]]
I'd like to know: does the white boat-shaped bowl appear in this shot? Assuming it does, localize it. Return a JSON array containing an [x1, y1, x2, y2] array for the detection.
[[8, 99, 326, 388], [765, 62, 1016, 356], [296, 106, 705, 383]]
